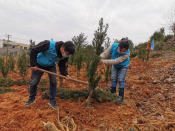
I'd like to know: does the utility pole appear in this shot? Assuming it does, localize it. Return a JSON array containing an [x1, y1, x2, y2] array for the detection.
[[5, 34, 12, 60]]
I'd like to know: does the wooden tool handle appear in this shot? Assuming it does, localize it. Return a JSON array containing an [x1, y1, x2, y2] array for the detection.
[[36, 67, 89, 85]]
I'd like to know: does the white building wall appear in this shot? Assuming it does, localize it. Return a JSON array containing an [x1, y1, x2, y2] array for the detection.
[[0, 40, 3, 48]]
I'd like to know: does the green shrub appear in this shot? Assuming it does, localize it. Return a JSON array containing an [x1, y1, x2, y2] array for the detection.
[[38, 78, 49, 87], [56, 88, 89, 100], [150, 51, 162, 58], [154, 41, 165, 51], [55, 88, 119, 103], [164, 34, 173, 42], [130, 51, 137, 58], [0, 87, 18, 94], [0, 56, 4, 70], [38, 87, 119, 103], [15, 79, 31, 86], [38, 86, 50, 91], [0, 78, 14, 87]]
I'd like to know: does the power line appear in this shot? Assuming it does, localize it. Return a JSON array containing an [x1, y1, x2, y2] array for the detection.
[[11, 37, 29, 41]]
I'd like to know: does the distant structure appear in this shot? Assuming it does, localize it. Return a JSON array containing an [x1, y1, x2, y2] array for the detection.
[[0, 40, 30, 56]]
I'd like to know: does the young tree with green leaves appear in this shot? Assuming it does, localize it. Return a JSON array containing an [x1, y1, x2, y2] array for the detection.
[[17, 50, 29, 80], [74, 49, 84, 79], [86, 57, 102, 106], [72, 33, 88, 79], [72, 33, 88, 51], [28, 39, 35, 56], [135, 42, 148, 61], [0, 56, 9, 78], [85, 18, 109, 106], [7, 54, 16, 73], [150, 28, 165, 42], [84, 45, 95, 71], [92, 18, 109, 56]]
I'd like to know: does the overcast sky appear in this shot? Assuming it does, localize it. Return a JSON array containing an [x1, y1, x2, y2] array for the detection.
[[0, 0, 174, 46]]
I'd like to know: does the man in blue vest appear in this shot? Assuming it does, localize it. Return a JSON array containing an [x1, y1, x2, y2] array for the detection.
[[24, 40, 75, 109], [100, 38, 130, 103]]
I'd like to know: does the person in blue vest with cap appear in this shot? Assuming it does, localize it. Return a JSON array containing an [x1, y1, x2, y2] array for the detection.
[[24, 40, 75, 109], [100, 38, 130, 103]]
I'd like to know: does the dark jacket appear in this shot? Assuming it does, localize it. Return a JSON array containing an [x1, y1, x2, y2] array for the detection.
[[30, 40, 68, 76]]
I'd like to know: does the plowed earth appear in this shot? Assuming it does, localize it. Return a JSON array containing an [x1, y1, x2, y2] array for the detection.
[[1, 52, 175, 131]]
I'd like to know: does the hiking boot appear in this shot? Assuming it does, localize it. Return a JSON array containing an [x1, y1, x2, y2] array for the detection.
[[116, 97, 123, 106], [24, 98, 35, 106], [48, 100, 58, 109]]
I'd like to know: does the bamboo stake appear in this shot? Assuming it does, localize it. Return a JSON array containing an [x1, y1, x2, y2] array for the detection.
[[36, 67, 89, 85]]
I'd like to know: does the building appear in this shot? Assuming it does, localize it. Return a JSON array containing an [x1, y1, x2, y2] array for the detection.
[[1, 41, 30, 50], [0, 40, 3, 48], [0, 40, 30, 56]]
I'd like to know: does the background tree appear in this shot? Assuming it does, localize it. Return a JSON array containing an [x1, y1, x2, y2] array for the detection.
[[136, 42, 148, 61], [84, 45, 95, 71], [0, 56, 9, 78], [72, 33, 88, 79], [160, 27, 165, 36], [164, 3, 175, 38], [150, 28, 164, 42], [113, 39, 119, 43], [74, 49, 84, 79], [17, 50, 29, 80], [72, 33, 88, 51], [125, 37, 135, 52], [28, 39, 35, 56], [92, 18, 109, 56], [163, 34, 173, 42], [7, 54, 16, 73]]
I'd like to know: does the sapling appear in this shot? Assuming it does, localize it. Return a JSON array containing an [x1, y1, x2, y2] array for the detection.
[[86, 56, 102, 106]]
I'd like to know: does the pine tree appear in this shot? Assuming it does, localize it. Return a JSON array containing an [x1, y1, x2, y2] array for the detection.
[[84, 45, 95, 71], [28, 39, 35, 56], [86, 56, 102, 106], [85, 18, 109, 106], [92, 18, 108, 56], [7, 54, 16, 73], [17, 50, 29, 80], [72, 33, 88, 79], [0, 56, 9, 78], [74, 49, 83, 79]]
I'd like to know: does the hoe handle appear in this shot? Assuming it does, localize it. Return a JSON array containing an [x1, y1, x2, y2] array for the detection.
[[36, 67, 89, 85]]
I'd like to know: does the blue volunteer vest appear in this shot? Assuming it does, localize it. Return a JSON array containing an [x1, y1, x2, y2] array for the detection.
[[37, 40, 59, 67], [111, 43, 130, 68]]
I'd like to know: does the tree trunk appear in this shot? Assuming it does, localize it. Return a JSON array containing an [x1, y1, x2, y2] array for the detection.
[[77, 70, 80, 79], [87, 88, 94, 107], [147, 50, 150, 63]]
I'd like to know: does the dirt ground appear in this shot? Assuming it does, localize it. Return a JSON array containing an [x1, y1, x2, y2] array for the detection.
[[0, 52, 175, 131]]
